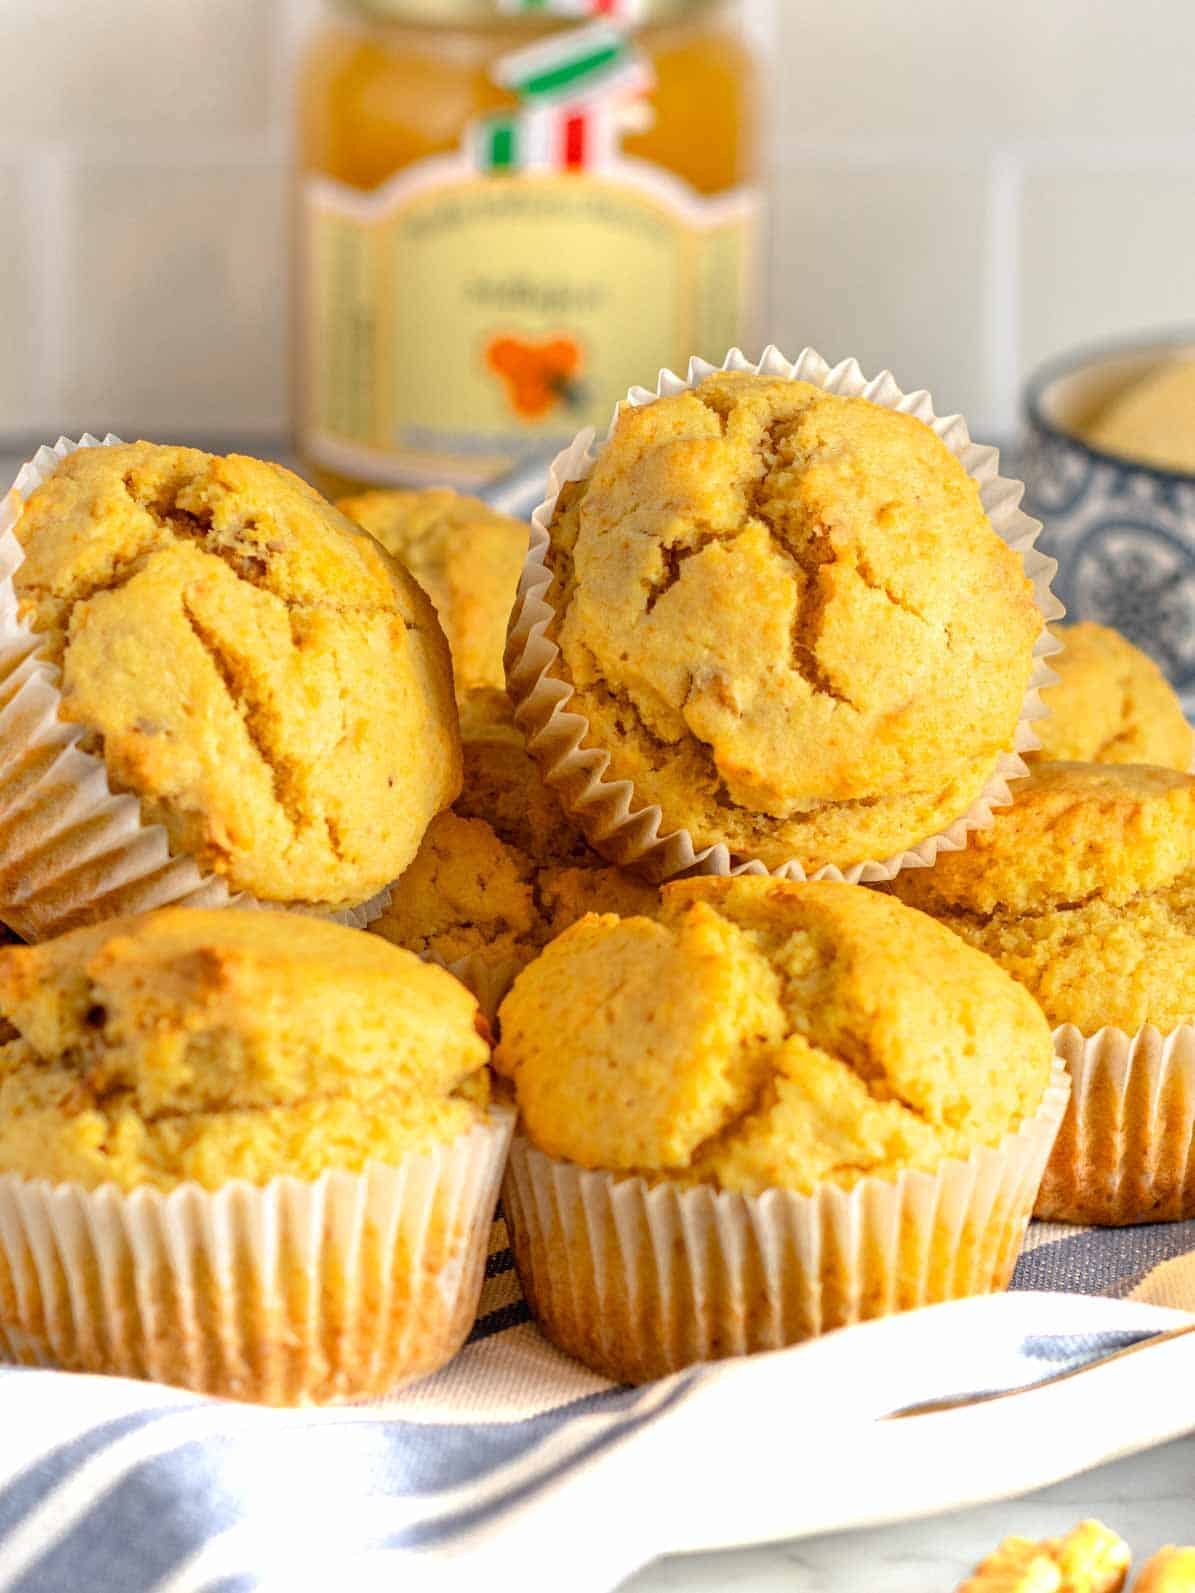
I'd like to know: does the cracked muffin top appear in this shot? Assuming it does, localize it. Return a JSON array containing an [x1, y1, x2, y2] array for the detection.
[[886, 762, 1195, 1032], [338, 487, 527, 697], [1030, 622, 1192, 771], [0, 908, 490, 1191], [370, 810, 656, 1007], [494, 875, 1052, 1195], [13, 443, 460, 908], [533, 372, 1042, 872]]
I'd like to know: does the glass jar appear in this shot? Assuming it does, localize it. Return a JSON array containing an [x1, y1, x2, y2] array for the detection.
[[296, 0, 761, 496]]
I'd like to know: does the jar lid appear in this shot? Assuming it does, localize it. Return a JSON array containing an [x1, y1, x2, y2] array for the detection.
[[343, 0, 712, 23]]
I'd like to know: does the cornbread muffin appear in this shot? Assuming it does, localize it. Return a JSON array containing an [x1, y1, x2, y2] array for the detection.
[[11, 442, 459, 911], [1032, 623, 1192, 770], [497, 876, 1063, 1381], [1084, 359, 1195, 474], [455, 688, 589, 865], [535, 862, 657, 938], [373, 812, 539, 972], [531, 371, 1042, 871], [338, 488, 527, 696], [0, 907, 490, 1191], [886, 762, 1195, 1035], [371, 809, 656, 1007], [0, 907, 511, 1402], [371, 684, 651, 1010], [497, 876, 1052, 1193]]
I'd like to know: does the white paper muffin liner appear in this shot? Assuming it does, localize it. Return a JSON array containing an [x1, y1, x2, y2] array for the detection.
[[0, 1105, 513, 1404], [502, 1066, 1069, 1384], [505, 346, 1064, 884], [433, 950, 528, 1024], [0, 436, 394, 940], [1037, 1024, 1195, 1225]]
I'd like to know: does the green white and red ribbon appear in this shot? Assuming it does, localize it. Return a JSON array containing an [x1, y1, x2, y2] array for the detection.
[[471, 99, 621, 173], [490, 20, 653, 108], [496, 0, 645, 21], [467, 20, 653, 173]]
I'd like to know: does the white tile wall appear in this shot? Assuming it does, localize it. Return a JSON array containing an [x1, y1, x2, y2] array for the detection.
[[1020, 167, 1195, 377], [0, 0, 277, 139], [61, 163, 287, 437], [768, 161, 991, 425], [1, 0, 1193, 450]]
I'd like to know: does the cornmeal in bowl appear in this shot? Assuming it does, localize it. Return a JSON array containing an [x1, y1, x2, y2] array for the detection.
[[1083, 358, 1195, 474]]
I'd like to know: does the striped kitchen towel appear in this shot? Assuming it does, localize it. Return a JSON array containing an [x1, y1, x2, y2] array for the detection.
[[3, 1215, 1195, 1593]]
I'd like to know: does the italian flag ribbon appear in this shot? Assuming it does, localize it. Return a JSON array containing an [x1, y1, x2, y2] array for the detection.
[[491, 21, 653, 109], [471, 100, 621, 173], [496, 0, 645, 20], [470, 20, 654, 173]]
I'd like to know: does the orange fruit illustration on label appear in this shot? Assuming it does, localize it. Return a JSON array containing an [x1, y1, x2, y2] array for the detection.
[[485, 334, 584, 420]]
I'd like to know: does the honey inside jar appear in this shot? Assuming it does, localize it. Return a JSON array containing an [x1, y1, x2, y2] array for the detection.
[[295, 1, 760, 497]]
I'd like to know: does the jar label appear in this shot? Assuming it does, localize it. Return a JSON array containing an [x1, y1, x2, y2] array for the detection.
[[300, 161, 759, 488]]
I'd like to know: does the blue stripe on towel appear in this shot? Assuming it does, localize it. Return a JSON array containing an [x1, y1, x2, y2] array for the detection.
[[396, 1375, 698, 1548], [6, 1436, 242, 1593], [483, 1247, 515, 1279], [1018, 1330, 1156, 1364], [0, 1408, 183, 1542], [357, 1381, 651, 1496], [468, 1300, 533, 1342], [1014, 1220, 1195, 1296]]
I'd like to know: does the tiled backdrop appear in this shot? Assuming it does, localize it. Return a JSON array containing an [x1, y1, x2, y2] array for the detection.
[[3, 0, 1193, 451]]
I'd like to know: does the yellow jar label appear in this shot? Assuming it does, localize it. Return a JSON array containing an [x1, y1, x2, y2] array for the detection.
[[301, 161, 759, 488]]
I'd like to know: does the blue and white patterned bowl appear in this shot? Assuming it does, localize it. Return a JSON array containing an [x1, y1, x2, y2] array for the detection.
[[1023, 331, 1195, 718]]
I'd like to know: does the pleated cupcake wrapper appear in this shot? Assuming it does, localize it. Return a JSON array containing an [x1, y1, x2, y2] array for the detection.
[[0, 1105, 514, 1404], [1037, 1024, 1195, 1225], [502, 1066, 1070, 1385], [432, 950, 529, 1023], [0, 436, 393, 940], [505, 345, 1064, 884]]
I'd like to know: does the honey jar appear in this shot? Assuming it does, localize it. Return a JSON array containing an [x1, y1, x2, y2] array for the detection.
[[296, 0, 761, 495]]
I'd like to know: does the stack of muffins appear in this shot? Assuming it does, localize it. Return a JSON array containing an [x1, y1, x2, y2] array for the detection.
[[0, 440, 509, 1402], [0, 346, 1190, 1403]]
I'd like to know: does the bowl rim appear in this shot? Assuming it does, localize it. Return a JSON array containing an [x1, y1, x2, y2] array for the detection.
[[1024, 325, 1195, 485]]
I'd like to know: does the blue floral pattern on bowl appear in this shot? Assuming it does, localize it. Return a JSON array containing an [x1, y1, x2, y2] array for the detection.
[[1024, 336, 1195, 717]]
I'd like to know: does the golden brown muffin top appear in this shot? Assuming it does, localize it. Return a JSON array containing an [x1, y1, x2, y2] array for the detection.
[[0, 907, 490, 1191], [494, 875, 1052, 1195], [14, 444, 460, 908], [370, 810, 656, 992], [338, 487, 527, 696], [888, 762, 1195, 918], [371, 812, 540, 970], [1032, 622, 1192, 770], [912, 875, 1195, 1035], [370, 685, 647, 1012], [885, 761, 1195, 1033], [539, 371, 1042, 870], [1083, 359, 1195, 474]]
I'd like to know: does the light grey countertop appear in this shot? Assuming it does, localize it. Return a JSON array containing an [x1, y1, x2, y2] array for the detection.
[[618, 1431, 1195, 1591]]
